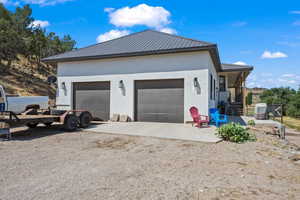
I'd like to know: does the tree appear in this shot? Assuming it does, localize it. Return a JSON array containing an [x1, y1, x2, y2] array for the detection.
[[287, 90, 300, 118], [246, 92, 253, 106], [260, 87, 296, 115], [60, 35, 76, 53], [0, 3, 76, 67], [245, 92, 253, 115], [29, 28, 48, 63], [0, 18, 23, 69]]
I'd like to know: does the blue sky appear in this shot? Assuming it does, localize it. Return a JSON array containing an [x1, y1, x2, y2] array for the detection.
[[2, 0, 300, 89]]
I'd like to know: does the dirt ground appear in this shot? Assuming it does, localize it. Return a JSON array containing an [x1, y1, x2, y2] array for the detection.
[[0, 124, 300, 200]]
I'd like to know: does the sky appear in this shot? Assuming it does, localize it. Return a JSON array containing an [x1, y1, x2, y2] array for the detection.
[[2, 0, 300, 89]]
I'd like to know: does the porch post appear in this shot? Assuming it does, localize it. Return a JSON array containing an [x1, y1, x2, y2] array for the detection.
[[242, 72, 247, 115]]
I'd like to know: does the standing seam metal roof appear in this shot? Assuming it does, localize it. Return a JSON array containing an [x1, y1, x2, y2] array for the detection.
[[42, 30, 216, 62], [221, 63, 253, 71]]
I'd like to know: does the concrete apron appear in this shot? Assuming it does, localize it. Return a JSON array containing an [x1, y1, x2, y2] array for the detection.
[[85, 122, 222, 143]]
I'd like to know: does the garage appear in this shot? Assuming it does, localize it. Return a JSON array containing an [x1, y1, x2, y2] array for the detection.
[[134, 79, 184, 123], [73, 82, 110, 121]]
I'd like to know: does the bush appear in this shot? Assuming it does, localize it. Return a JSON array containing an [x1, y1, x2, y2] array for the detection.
[[247, 120, 256, 126], [216, 123, 256, 143]]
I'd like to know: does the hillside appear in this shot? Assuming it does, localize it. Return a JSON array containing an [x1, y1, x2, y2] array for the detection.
[[0, 55, 56, 98], [0, 4, 75, 99]]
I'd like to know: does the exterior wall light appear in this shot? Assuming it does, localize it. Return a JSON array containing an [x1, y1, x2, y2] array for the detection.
[[61, 82, 67, 96], [119, 80, 126, 96], [194, 77, 201, 95], [61, 82, 66, 90], [193, 78, 198, 87], [119, 80, 124, 89]]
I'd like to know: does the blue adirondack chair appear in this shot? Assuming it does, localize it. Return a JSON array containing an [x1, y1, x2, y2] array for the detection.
[[209, 108, 228, 127]]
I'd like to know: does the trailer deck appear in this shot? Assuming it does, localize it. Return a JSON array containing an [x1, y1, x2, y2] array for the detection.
[[0, 109, 92, 140]]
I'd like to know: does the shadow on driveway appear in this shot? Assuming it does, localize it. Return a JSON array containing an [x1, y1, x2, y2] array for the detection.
[[228, 116, 247, 126], [1, 125, 74, 141]]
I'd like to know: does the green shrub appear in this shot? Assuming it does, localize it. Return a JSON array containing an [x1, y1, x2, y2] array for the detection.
[[247, 120, 256, 127], [216, 123, 256, 143]]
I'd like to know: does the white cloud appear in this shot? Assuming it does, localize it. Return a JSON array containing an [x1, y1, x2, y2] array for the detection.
[[293, 21, 300, 26], [233, 61, 247, 65], [232, 21, 247, 27], [30, 20, 50, 28], [261, 51, 288, 59], [107, 4, 171, 29], [247, 72, 300, 89], [278, 78, 296, 84], [0, 0, 8, 4], [21, 0, 73, 6], [290, 10, 300, 14], [96, 29, 130, 43], [158, 27, 177, 34], [104, 7, 115, 13], [282, 74, 296, 78]]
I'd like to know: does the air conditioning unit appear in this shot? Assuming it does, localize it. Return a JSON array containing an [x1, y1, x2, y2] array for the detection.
[[255, 103, 267, 120]]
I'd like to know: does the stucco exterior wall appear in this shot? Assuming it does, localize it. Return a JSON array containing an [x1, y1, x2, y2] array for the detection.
[[207, 55, 219, 109], [56, 51, 215, 122]]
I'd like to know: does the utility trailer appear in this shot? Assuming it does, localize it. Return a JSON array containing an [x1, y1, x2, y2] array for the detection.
[[0, 109, 92, 140]]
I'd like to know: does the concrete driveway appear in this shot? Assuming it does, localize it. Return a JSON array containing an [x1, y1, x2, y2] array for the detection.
[[86, 122, 222, 143]]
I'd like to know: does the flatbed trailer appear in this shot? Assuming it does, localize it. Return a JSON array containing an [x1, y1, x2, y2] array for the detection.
[[0, 109, 92, 140]]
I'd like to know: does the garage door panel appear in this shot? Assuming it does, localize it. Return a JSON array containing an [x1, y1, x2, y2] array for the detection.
[[135, 79, 184, 123], [73, 82, 110, 121]]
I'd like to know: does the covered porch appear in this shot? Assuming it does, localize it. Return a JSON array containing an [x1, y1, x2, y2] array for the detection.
[[218, 63, 253, 115]]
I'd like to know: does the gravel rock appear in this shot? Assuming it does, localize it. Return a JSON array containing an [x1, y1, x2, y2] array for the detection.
[[0, 125, 300, 200]]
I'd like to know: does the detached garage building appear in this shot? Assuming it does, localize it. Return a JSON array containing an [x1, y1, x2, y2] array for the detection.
[[43, 30, 253, 123]]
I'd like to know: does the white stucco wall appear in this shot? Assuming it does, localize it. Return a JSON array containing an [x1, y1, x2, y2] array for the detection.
[[56, 51, 216, 122], [207, 55, 219, 109]]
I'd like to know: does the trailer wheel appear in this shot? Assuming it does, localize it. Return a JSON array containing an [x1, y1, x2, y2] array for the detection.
[[26, 104, 40, 111], [27, 122, 38, 129], [79, 112, 92, 128], [63, 114, 79, 131]]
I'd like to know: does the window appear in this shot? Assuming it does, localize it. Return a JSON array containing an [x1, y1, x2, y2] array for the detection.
[[210, 74, 213, 100], [219, 76, 226, 92], [213, 79, 216, 100]]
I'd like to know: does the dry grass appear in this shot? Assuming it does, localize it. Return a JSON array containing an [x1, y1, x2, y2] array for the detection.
[[1, 127, 300, 200], [0, 55, 56, 96], [275, 116, 300, 131], [95, 137, 137, 149]]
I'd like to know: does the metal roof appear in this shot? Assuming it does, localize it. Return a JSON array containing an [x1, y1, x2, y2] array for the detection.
[[221, 63, 253, 72], [42, 30, 220, 67]]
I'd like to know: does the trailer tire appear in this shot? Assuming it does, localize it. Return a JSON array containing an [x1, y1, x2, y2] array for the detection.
[[79, 112, 92, 128], [27, 122, 38, 128], [26, 104, 40, 111], [64, 114, 79, 131]]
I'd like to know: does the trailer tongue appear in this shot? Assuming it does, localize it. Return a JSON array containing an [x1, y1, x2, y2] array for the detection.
[[0, 109, 92, 140]]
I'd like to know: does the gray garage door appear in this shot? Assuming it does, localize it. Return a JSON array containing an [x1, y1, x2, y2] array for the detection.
[[135, 79, 184, 123], [73, 82, 110, 121]]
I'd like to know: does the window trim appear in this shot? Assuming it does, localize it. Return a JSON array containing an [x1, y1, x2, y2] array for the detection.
[[210, 74, 213, 100], [213, 79, 216, 100], [219, 75, 226, 92]]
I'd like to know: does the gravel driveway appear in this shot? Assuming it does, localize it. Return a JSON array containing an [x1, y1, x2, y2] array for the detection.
[[0, 125, 300, 200]]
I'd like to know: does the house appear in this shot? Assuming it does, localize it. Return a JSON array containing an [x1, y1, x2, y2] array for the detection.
[[43, 30, 253, 123]]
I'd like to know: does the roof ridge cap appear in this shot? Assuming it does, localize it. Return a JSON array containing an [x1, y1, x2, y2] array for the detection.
[[148, 29, 215, 46]]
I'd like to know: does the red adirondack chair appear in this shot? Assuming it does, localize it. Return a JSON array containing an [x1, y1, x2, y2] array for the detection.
[[189, 106, 209, 128]]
